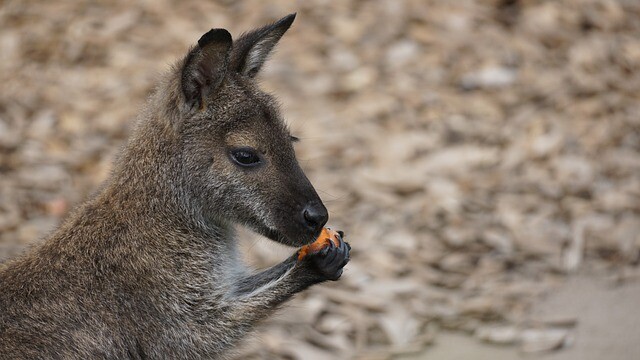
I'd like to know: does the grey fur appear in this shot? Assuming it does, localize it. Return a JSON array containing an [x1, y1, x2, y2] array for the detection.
[[0, 14, 350, 359]]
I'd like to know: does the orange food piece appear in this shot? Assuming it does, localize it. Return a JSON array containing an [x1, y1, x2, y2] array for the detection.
[[297, 227, 341, 261]]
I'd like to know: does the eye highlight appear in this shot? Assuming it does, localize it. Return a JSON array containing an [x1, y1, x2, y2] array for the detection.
[[229, 147, 262, 167]]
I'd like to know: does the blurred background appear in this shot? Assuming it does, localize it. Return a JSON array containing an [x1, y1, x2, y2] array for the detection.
[[1, 0, 639, 359]]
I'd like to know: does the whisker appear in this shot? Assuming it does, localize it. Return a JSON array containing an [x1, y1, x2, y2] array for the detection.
[[316, 188, 343, 200]]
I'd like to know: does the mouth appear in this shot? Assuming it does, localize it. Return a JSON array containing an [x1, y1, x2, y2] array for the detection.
[[264, 227, 318, 247]]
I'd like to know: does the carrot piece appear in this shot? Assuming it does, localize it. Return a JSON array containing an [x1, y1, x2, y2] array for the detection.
[[297, 228, 341, 261]]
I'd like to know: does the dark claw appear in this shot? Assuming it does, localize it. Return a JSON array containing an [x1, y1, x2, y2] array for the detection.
[[324, 243, 339, 263], [318, 245, 331, 257]]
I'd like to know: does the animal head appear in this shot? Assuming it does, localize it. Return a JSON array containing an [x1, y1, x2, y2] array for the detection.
[[159, 14, 327, 247]]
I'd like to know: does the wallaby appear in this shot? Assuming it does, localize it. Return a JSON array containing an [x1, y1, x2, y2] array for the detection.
[[0, 13, 350, 359]]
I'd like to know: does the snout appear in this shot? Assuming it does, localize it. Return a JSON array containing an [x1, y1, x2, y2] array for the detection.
[[301, 201, 328, 236]]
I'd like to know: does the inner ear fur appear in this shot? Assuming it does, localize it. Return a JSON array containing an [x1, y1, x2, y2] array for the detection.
[[230, 13, 296, 78]]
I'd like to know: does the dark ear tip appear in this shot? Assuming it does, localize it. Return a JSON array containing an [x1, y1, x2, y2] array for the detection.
[[198, 28, 232, 48], [277, 13, 297, 29]]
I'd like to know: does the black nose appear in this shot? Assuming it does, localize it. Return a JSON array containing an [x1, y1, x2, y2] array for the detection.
[[302, 203, 328, 233]]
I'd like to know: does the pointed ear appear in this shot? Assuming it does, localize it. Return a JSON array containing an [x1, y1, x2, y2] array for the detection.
[[230, 13, 296, 78], [181, 29, 232, 110]]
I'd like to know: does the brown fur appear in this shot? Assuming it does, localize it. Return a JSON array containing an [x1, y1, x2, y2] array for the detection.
[[0, 14, 350, 359]]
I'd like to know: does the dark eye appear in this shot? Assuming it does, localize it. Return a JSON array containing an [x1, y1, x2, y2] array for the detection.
[[229, 148, 262, 167]]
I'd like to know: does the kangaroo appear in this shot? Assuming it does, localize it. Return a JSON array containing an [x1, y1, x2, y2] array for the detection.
[[0, 14, 350, 359]]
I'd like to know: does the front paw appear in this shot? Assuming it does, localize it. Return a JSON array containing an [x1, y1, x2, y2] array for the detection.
[[300, 231, 350, 281]]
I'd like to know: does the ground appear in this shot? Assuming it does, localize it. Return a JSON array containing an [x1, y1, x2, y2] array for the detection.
[[403, 272, 640, 360], [1, 1, 639, 359]]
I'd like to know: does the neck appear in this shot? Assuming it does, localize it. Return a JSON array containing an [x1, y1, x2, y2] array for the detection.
[[106, 104, 210, 233], [60, 109, 227, 254], [43, 143, 234, 282]]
